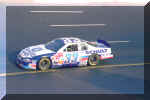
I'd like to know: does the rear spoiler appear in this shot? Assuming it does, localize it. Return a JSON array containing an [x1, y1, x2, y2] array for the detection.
[[97, 39, 111, 47]]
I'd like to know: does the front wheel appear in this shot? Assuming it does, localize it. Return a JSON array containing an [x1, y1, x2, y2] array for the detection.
[[37, 57, 51, 71], [88, 54, 99, 66]]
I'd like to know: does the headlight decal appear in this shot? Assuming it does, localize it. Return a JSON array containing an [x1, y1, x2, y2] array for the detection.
[[23, 58, 32, 63]]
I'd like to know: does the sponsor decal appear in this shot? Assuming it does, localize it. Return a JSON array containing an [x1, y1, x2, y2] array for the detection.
[[80, 56, 88, 61], [52, 53, 64, 65], [22, 48, 34, 57], [79, 56, 88, 65], [52, 52, 79, 65], [65, 53, 78, 63], [21, 50, 30, 57], [53, 53, 63, 59], [58, 60, 64, 64], [29, 63, 36, 68], [31, 48, 43, 52], [63, 38, 79, 43], [85, 49, 107, 54], [81, 58, 88, 61], [21, 47, 43, 57], [100, 54, 114, 60]]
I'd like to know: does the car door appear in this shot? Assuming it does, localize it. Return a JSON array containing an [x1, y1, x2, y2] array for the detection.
[[63, 44, 79, 66], [77, 43, 89, 65]]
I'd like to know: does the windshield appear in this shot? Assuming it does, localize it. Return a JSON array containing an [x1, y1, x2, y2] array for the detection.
[[45, 39, 65, 52]]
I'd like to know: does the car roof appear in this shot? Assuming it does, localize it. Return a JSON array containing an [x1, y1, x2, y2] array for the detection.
[[58, 37, 86, 44]]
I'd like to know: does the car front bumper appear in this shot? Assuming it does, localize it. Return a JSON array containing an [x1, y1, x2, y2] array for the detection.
[[16, 56, 37, 70]]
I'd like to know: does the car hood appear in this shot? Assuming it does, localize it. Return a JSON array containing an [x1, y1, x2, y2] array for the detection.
[[19, 44, 55, 58]]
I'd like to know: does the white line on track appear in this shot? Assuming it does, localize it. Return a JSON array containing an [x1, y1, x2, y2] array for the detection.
[[49, 24, 106, 27], [80, 63, 146, 70], [0, 73, 6, 77], [29, 10, 84, 13], [108, 41, 130, 43], [0, 63, 147, 77]]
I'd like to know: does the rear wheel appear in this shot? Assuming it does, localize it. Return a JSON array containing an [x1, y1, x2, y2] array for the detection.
[[37, 57, 51, 71], [88, 54, 99, 66]]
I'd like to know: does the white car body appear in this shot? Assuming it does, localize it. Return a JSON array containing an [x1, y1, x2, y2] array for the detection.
[[17, 37, 114, 70]]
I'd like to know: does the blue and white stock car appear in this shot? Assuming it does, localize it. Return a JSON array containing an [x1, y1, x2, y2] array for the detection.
[[16, 37, 114, 71]]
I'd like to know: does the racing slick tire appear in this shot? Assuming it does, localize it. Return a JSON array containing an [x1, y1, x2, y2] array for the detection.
[[37, 57, 51, 71], [88, 54, 99, 66]]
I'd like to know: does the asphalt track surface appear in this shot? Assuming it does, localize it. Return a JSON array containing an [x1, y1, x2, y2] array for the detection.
[[6, 6, 144, 94]]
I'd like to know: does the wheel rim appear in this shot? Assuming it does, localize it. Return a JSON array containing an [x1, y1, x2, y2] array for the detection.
[[89, 55, 98, 65], [93, 56, 97, 62], [41, 60, 49, 67], [39, 58, 50, 70]]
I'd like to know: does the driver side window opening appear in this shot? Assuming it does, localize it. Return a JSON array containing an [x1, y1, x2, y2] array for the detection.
[[81, 45, 88, 51], [64, 44, 78, 52]]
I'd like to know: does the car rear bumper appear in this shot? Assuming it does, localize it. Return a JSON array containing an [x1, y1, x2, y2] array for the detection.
[[100, 53, 114, 60]]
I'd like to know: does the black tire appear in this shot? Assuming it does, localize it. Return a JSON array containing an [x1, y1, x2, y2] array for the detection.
[[88, 54, 99, 66], [37, 57, 51, 71]]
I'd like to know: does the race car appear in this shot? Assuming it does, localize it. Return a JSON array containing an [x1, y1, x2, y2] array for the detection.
[[16, 37, 114, 71]]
